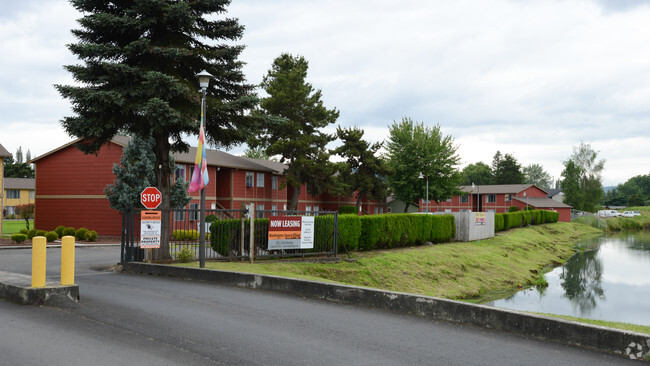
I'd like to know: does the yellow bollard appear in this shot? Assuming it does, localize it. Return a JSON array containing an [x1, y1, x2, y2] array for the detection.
[[61, 236, 75, 285], [31, 236, 47, 288]]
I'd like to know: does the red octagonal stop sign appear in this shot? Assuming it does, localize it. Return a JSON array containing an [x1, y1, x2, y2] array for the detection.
[[141, 187, 162, 209]]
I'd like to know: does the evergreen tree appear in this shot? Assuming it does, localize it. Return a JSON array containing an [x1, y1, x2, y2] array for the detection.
[[56, 0, 257, 259], [104, 135, 190, 213], [331, 126, 389, 212], [15, 147, 23, 164], [255, 54, 339, 210], [3, 156, 34, 178], [491, 151, 525, 184], [385, 117, 462, 213]]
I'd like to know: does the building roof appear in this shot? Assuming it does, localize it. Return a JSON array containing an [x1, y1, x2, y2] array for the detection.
[[0, 143, 12, 158], [28, 135, 279, 173], [4, 177, 35, 190], [545, 188, 563, 198], [512, 196, 572, 209], [240, 157, 288, 175], [460, 184, 547, 195]]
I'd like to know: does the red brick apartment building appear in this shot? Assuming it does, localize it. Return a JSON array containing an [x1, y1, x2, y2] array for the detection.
[[29, 137, 386, 235], [418, 184, 572, 222]]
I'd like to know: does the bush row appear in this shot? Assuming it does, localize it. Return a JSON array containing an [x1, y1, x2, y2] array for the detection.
[[13, 226, 98, 243], [494, 209, 559, 232], [357, 214, 455, 250]]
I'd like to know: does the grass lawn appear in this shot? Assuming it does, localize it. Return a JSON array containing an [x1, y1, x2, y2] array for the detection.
[[1, 220, 32, 237]]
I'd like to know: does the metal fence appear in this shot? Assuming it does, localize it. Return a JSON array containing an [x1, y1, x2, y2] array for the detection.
[[121, 205, 339, 263]]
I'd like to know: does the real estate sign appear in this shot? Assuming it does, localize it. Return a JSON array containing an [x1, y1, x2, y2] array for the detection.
[[475, 212, 486, 226], [140, 210, 161, 248], [268, 216, 315, 250]]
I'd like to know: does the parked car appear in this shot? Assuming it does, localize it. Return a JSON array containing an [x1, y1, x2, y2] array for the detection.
[[633, 211, 642, 216], [621, 211, 636, 218], [598, 210, 621, 218]]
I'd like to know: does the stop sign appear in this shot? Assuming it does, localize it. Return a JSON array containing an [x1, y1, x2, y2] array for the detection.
[[141, 187, 162, 209]]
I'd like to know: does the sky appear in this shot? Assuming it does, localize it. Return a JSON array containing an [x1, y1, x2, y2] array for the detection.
[[2, 0, 650, 187]]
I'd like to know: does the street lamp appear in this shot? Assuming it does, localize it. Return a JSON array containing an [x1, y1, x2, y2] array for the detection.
[[195, 70, 212, 268], [419, 172, 428, 213], [524, 191, 528, 211]]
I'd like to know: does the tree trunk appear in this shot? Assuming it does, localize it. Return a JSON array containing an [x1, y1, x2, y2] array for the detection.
[[153, 134, 172, 261], [355, 191, 365, 214], [289, 184, 301, 211], [403, 202, 410, 213]]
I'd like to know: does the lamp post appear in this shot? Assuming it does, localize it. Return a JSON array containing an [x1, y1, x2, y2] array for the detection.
[[524, 191, 528, 211], [418, 172, 428, 213], [195, 70, 212, 268]]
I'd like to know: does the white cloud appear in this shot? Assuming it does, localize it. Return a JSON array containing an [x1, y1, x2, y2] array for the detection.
[[1, 0, 649, 186]]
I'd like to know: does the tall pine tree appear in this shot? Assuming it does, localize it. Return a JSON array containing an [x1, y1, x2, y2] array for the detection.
[[331, 126, 388, 212], [255, 54, 339, 210], [56, 0, 257, 259]]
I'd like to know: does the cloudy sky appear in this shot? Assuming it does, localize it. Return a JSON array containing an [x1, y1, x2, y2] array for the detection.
[[2, 0, 650, 186]]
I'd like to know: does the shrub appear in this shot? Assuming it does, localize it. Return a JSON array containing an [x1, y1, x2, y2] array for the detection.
[[45, 231, 59, 242], [205, 214, 218, 223], [338, 205, 357, 215], [62, 227, 76, 237], [35, 230, 47, 237], [494, 213, 505, 232], [174, 247, 195, 263], [210, 217, 270, 256], [27, 229, 38, 239], [19, 229, 28, 235], [11, 234, 27, 243], [85, 230, 98, 242], [508, 206, 519, 212], [54, 225, 65, 238], [359, 214, 455, 250], [172, 229, 199, 241], [75, 227, 89, 241], [337, 214, 361, 251]]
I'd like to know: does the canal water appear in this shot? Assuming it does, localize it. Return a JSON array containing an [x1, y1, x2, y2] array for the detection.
[[492, 230, 650, 326]]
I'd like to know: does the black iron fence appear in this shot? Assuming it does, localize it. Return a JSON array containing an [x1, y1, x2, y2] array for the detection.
[[121, 205, 339, 263]]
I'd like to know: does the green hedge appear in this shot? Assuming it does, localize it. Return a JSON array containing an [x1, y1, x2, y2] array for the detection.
[[210, 218, 269, 256], [337, 214, 361, 251], [495, 209, 559, 232], [359, 214, 454, 250]]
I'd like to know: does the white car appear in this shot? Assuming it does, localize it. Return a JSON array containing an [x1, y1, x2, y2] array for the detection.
[[598, 210, 621, 218], [621, 211, 636, 218]]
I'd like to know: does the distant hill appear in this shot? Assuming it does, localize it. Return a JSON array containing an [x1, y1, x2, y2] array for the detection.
[[603, 186, 616, 193]]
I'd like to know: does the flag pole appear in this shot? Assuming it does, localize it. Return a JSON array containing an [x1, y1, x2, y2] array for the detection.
[[199, 88, 206, 268]]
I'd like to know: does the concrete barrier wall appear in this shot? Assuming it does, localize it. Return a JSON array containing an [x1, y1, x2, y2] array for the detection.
[[124, 262, 650, 360], [452, 212, 495, 242]]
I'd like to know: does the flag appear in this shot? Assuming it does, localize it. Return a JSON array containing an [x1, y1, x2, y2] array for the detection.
[[188, 108, 209, 192]]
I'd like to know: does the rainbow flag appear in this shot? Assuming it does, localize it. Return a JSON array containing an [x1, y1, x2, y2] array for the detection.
[[188, 109, 209, 192]]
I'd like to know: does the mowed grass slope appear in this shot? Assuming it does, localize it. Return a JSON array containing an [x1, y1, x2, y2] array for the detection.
[[183, 222, 601, 301]]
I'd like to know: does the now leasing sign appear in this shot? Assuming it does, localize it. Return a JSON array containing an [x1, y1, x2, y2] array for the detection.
[[268, 216, 315, 250]]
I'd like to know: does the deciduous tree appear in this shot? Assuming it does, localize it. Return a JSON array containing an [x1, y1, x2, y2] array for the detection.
[[461, 162, 492, 185], [523, 163, 553, 189], [385, 118, 462, 213]]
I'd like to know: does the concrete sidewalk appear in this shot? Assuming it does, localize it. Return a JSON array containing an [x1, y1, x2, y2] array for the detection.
[[0, 270, 79, 306]]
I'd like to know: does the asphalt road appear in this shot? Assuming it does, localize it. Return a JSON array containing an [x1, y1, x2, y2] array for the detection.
[[0, 247, 635, 365]]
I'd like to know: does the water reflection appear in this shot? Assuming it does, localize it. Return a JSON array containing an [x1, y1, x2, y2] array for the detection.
[[492, 231, 650, 326], [559, 250, 603, 316]]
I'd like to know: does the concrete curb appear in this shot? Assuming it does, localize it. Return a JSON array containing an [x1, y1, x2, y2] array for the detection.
[[124, 262, 650, 361], [0, 244, 121, 250], [0, 271, 79, 306]]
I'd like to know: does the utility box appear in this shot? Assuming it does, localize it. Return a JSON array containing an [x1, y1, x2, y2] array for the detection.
[[452, 211, 495, 242]]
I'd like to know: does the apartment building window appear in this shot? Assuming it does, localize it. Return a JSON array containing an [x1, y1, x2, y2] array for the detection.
[[6, 190, 19, 199], [272, 176, 278, 190], [189, 203, 199, 221], [257, 172, 264, 188], [505, 194, 512, 202], [29, 191, 35, 200], [460, 194, 469, 203], [174, 208, 185, 221], [245, 172, 254, 187], [486, 194, 496, 203], [486, 209, 496, 213], [175, 164, 186, 181], [306, 205, 312, 212], [271, 204, 278, 214]]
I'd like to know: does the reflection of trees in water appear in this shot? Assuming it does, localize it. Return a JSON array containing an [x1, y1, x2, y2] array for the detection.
[[559, 250, 604, 316]]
